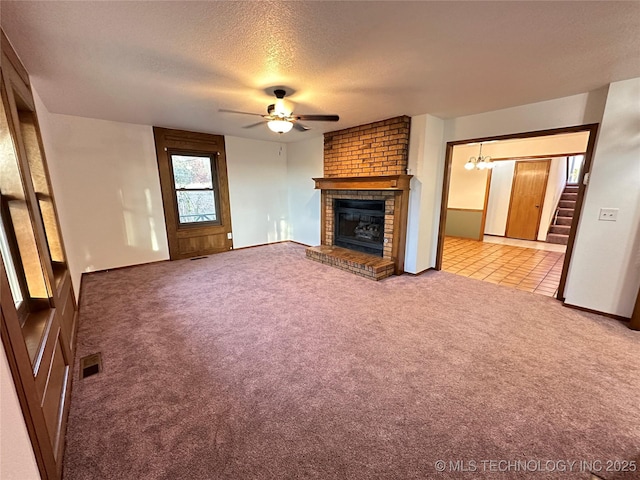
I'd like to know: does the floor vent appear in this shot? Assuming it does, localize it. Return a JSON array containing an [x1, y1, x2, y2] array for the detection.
[[79, 353, 103, 379], [190, 256, 208, 261]]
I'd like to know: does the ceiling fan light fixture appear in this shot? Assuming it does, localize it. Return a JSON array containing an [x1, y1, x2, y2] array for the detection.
[[273, 98, 293, 117], [267, 119, 294, 134]]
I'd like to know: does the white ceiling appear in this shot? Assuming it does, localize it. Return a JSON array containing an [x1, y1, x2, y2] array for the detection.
[[2, 1, 639, 143]]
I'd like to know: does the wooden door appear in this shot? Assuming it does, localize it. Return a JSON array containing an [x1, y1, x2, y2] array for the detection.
[[1, 30, 77, 479], [505, 160, 550, 240], [154, 127, 233, 260]]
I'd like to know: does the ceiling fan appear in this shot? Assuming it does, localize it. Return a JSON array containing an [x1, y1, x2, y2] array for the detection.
[[220, 89, 339, 133]]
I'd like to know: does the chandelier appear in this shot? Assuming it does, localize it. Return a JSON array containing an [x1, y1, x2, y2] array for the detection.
[[464, 143, 494, 170]]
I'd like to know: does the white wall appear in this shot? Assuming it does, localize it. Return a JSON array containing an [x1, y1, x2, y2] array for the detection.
[[34, 96, 170, 298], [484, 158, 566, 239], [564, 78, 640, 317], [447, 151, 487, 210], [444, 89, 609, 141], [537, 157, 567, 241], [0, 343, 41, 480], [35, 92, 295, 295], [484, 160, 515, 236], [287, 136, 323, 246], [225, 137, 289, 248], [405, 114, 445, 274], [408, 89, 606, 273]]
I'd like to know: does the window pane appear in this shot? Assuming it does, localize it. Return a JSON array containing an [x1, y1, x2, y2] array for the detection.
[[1, 97, 50, 301], [171, 155, 213, 189], [176, 190, 217, 223], [19, 111, 66, 265], [0, 213, 23, 306]]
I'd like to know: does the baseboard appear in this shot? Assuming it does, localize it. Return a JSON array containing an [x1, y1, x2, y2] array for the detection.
[[233, 240, 311, 251], [406, 267, 434, 276], [562, 302, 631, 323], [82, 258, 170, 277], [288, 240, 312, 247]]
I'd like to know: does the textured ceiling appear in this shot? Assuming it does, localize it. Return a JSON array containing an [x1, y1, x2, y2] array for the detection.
[[2, 1, 639, 142]]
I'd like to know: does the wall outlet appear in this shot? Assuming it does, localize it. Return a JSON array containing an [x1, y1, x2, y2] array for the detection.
[[598, 208, 618, 221], [227, 232, 233, 239]]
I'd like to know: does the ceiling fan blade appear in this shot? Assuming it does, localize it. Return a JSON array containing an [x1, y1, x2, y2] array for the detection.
[[293, 122, 310, 132], [243, 121, 266, 129], [219, 108, 264, 117], [294, 114, 340, 122]]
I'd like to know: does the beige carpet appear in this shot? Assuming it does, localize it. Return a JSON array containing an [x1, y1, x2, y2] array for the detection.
[[63, 243, 640, 479]]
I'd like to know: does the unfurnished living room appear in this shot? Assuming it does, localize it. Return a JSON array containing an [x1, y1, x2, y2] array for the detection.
[[1, 2, 639, 480]]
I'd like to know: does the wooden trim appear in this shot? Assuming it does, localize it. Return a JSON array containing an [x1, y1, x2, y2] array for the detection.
[[562, 302, 631, 323], [479, 169, 493, 241], [437, 124, 599, 307], [320, 192, 327, 246], [1, 29, 77, 480], [436, 143, 454, 270], [1, 30, 30, 87], [233, 240, 307, 251], [445, 124, 599, 147], [630, 284, 640, 331], [1, 270, 57, 480], [288, 240, 312, 247], [490, 152, 585, 162], [153, 127, 233, 260], [393, 189, 410, 274], [446, 207, 483, 212], [82, 259, 169, 277], [313, 174, 412, 191], [556, 123, 599, 299], [504, 159, 550, 241]]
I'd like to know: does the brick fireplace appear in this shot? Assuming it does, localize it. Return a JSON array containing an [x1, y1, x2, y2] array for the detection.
[[306, 116, 412, 280]]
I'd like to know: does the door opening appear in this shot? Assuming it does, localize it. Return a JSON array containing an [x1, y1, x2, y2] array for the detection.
[[436, 124, 599, 300], [153, 128, 233, 260], [505, 160, 550, 241]]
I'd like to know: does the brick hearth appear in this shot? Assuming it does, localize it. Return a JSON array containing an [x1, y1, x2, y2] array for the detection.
[[306, 245, 395, 281]]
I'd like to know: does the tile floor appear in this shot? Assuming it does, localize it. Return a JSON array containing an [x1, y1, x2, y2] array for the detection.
[[442, 236, 565, 296]]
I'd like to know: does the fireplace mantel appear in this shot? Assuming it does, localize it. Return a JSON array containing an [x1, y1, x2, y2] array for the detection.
[[313, 174, 412, 275], [313, 174, 412, 191]]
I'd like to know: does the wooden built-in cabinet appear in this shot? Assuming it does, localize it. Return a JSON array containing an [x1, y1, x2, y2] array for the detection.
[[1, 30, 77, 480]]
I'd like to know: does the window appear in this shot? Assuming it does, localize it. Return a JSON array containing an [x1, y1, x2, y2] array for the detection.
[[170, 153, 219, 225], [567, 155, 584, 184], [0, 209, 23, 306], [153, 127, 232, 260]]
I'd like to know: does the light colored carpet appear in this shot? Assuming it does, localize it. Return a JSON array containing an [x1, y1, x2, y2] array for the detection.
[[64, 242, 640, 479]]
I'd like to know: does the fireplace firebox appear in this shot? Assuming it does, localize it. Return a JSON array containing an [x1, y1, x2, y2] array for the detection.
[[334, 199, 385, 256]]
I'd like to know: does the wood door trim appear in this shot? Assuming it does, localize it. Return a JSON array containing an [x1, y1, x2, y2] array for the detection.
[[153, 127, 233, 260], [479, 169, 493, 241], [490, 152, 585, 162], [629, 284, 640, 331], [1, 275, 57, 480], [556, 125, 599, 300], [505, 160, 550, 241], [436, 123, 599, 299]]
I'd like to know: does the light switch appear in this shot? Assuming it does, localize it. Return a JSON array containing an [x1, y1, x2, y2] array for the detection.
[[599, 208, 618, 221]]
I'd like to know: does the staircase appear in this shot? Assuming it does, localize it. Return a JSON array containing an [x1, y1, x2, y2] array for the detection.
[[546, 185, 578, 245]]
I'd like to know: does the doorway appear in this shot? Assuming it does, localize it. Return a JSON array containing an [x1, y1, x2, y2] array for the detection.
[[153, 127, 233, 260], [505, 160, 550, 240], [437, 124, 599, 300]]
